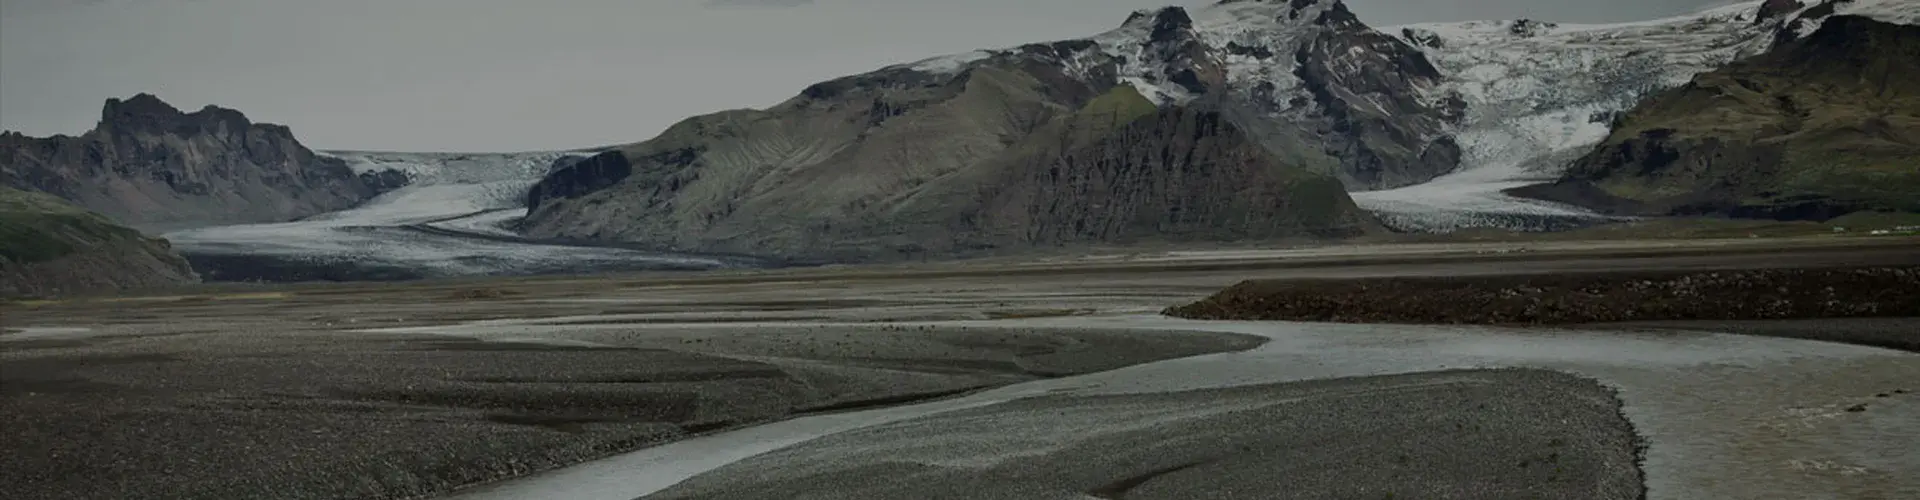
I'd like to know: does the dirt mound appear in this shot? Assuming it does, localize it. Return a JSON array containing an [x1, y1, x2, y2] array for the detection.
[[1165, 266, 1920, 325]]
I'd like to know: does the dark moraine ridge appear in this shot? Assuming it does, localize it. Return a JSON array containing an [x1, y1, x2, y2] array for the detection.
[[1165, 266, 1920, 349]]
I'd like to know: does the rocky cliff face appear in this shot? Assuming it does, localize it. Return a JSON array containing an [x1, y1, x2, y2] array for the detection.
[[1512, 13, 1920, 220], [523, 0, 1453, 260], [0, 94, 402, 232], [1, 186, 197, 297]]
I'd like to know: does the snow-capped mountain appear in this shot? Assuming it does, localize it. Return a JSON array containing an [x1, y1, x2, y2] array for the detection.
[[164, 151, 769, 281], [517, 0, 1478, 261], [879, 0, 1464, 191], [897, 0, 1920, 233], [131, 0, 1920, 277]]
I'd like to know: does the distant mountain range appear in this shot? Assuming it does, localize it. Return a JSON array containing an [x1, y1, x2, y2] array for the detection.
[[2, 0, 1915, 293]]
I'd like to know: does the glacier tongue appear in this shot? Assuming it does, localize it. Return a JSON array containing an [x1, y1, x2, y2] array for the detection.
[[1357, 1, 1787, 232], [166, 150, 762, 281], [1359, 0, 1920, 232]]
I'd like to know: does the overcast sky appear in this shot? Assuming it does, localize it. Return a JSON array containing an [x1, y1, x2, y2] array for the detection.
[[1, 0, 1729, 152]]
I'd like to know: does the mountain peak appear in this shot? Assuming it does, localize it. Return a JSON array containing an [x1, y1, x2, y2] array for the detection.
[[101, 93, 184, 122], [1146, 7, 1195, 43], [1122, 6, 1197, 39], [96, 93, 254, 137]]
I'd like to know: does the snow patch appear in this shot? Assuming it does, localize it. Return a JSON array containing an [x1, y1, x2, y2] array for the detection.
[[899, 50, 995, 75]]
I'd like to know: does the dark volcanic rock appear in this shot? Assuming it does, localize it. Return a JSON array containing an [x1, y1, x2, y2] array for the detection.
[[969, 103, 1376, 248], [526, 150, 635, 211], [357, 169, 412, 194], [1166, 266, 1920, 329], [1292, 5, 1463, 189], [0, 94, 403, 231], [1756, 0, 1806, 23]]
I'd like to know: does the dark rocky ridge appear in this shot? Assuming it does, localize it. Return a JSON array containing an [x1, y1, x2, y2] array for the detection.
[[0, 94, 405, 232], [1166, 266, 1920, 337], [1290, 0, 1464, 189], [526, 150, 634, 210], [1511, 14, 1920, 221]]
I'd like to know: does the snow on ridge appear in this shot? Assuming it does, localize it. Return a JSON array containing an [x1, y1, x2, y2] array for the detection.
[[863, 1, 1344, 110], [897, 50, 996, 75], [1089, 1, 1348, 109], [323, 150, 592, 186]]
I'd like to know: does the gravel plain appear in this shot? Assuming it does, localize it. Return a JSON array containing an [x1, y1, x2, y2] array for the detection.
[[646, 369, 1645, 500]]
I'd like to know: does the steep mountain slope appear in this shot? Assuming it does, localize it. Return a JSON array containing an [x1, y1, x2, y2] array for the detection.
[[1512, 9, 1920, 220], [1, 186, 197, 297], [0, 94, 403, 232], [524, 0, 1459, 260]]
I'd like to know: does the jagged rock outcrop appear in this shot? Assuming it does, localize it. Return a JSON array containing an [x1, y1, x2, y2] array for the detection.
[[1289, 1, 1463, 188], [524, 0, 1454, 260], [0, 94, 401, 232], [1, 186, 197, 297], [1757, 0, 1807, 23], [1511, 14, 1920, 220], [526, 150, 635, 211]]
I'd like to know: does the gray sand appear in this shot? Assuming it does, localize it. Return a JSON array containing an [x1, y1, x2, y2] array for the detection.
[[0, 326, 1257, 500], [1589, 317, 1920, 353], [647, 369, 1644, 500]]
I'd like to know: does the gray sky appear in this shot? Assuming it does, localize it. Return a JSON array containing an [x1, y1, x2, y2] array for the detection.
[[1, 0, 1728, 152]]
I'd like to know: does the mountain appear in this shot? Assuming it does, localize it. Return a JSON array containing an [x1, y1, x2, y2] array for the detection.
[[1, 186, 197, 297], [522, 0, 1474, 261], [0, 94, 406, 233], [1510, 2, 1920, 220]]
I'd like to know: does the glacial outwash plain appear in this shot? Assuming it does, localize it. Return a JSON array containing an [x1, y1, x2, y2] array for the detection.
[[6, 238, 1919, 499], [4, 0, 1920, 499]]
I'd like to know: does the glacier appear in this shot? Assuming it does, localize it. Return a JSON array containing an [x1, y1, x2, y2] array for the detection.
[[1353, 1, 1785, 231], [165, 151, 773, 281], [870, 0, 1824, 232], [1357, 0, 1920, 232]]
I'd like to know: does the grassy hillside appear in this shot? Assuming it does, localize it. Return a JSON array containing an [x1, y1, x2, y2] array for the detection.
[[0, 187, 143, 263], [1, 186, 197, 297]]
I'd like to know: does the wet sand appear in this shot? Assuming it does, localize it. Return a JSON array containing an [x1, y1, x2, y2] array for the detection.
[[646, 369, 1644, 500]]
